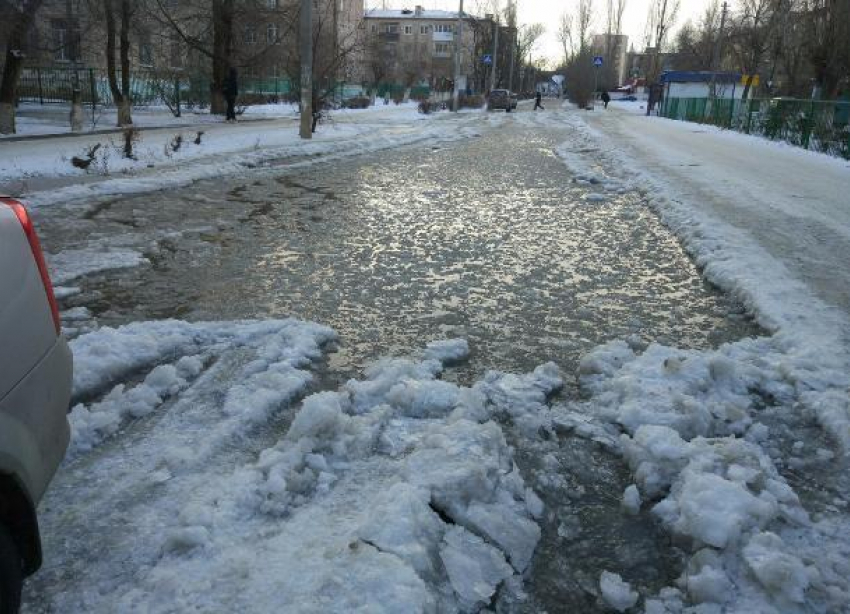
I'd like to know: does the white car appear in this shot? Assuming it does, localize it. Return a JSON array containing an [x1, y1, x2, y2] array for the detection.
[[0, 197, 72, 613]]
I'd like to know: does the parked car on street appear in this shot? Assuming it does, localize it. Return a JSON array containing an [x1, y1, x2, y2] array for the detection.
[[487, 89, 518, 112], [0, 197, 72, 614]]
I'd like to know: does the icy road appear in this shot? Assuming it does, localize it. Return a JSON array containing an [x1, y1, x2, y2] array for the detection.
[[20, 105, 850, 613]]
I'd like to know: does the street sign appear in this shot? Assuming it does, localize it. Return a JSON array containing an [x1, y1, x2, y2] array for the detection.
[[593, 56, 604, 67], [482, 54, 493, 65]]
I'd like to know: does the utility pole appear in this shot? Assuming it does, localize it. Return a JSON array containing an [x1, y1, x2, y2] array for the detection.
[[452, 0, 464, 111], [489, 10, 499, 92], [507, 0, 516, 92], [299, 0, 313, 138]]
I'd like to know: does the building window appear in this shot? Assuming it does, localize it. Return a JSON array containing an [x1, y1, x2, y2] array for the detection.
[[385, 23, 398, 34], [434, 24, 453, 33], [266, 0, 278, 7], [266, 23, 279, 44], [51, 20, 68, 62], [371, 24, 377, 33], [434, 42, 452, 56], [139, 34, 154, 66], [170, 40, 184, 68], [403, 25, 413, 35], [419, 25, 429, 34], [244, 25, 257, 44]]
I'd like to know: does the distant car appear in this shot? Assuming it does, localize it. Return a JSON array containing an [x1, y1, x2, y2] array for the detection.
[[488, 89, 518, 112], [0, 197, 72, 613], [618, 95, 638, 101]]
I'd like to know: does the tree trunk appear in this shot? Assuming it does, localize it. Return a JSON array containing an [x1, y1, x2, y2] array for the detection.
[[119, 0, 131, 125], [211, 0, 234, 115], [104, 0, 132, 126], [0, 0, 46, 134]]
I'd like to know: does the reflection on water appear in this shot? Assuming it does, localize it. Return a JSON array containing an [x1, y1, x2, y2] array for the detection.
[[38, 116, 760, 611]]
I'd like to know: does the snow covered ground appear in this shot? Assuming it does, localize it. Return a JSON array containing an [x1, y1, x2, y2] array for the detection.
[[1, 100, 424, 138], [546, 103, 850, 612], [0, 102, 477, 210]]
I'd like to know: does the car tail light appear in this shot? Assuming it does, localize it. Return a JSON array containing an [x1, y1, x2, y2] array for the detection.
[[1, 197, 61, 335]]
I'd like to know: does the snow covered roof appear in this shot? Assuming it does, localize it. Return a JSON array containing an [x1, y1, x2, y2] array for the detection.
[[661, 71, 742, 84], [364, 8, 463, 20]]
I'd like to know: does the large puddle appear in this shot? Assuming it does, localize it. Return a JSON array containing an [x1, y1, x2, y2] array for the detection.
[[36, 112, 761, 611]]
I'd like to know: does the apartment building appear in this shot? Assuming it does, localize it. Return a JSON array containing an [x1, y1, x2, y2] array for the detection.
[[363, 6, 492, 91], [4, 0, 363, 93]]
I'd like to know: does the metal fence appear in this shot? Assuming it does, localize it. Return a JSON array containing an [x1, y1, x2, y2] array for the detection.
[[15, 67, 454, 113], [16, 66, 217, 108], [661, 96, 850, 159], [14, 67, 337, 108]]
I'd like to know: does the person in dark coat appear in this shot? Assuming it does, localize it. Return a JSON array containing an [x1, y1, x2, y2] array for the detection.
[[534, 91, 544, 111], [223, 67, 238, 122], [601, 90, 611, 109]]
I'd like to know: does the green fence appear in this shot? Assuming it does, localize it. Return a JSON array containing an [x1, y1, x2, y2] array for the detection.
[[661, 96, 850, 159], [15, 67, 357, 108]]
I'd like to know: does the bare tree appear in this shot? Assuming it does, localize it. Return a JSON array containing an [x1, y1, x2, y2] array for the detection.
[[153, 0, 244, 114], [576, 0, 594, 54], [0, 0, 46, 134], [602, 0, 626, 87], [102, 0, 134, 126], [557, 12, 574, 65], [803, 0, 850, 98], [644, 0, 680, 83], [729, 0, 780, 100], [673, 2, 721, 70]]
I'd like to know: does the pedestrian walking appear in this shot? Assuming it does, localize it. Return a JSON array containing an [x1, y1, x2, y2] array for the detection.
[[534, 91, 544, 111], [224, 67, 238, 123], [601, 90, 611, 109]]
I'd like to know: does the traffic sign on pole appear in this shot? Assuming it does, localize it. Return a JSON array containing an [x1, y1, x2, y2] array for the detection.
[[593, 56, 604, 67], [483, 54, 493, 65]]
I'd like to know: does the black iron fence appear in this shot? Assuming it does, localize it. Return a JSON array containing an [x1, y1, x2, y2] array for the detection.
[[15, 66, 217, 108]]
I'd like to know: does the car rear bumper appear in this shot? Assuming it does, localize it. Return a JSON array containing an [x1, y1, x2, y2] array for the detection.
[[0, 337, 72, 504]]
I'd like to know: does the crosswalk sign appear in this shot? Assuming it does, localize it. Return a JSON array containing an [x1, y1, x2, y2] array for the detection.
[[593, 56, 604, 67], [483, 54, 493, 65]]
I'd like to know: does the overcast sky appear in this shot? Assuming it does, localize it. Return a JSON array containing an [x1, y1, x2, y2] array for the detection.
[[366, 0, 712, 66]]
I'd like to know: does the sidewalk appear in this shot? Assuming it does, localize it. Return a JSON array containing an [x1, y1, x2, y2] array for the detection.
[[0, 103, 479, 209], [581, 103, 850, 327]]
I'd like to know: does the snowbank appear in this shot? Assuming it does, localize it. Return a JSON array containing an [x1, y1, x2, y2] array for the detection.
[[2, 107, 477, 211], [552, 107, 850, 612], [68, 318, 335, 455], [49, 334, 563, 612]]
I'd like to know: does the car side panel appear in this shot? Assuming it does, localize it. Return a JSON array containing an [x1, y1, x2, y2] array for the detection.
[[0, 206, 56, 399], [0, 337, 71, 503]]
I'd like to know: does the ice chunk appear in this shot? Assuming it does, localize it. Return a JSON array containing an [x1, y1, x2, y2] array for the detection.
[[525, 488, 544, 519], [685, 550, 732, 604], [461, 501, 541, 572], [742, 532, 810, 603], [599, 570, 638, 612], [422, 338, 470, 364], [663, 472, 776, 549], [440, 526, 513, 606], [622, 485, 641, 515], [357, 484, 445, 582]]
